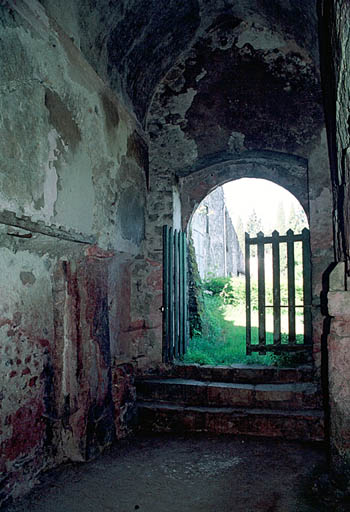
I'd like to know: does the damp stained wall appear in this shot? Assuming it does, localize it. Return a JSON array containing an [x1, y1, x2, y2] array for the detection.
[[3, 0, 350, 504], [0, 1, 148, 504]]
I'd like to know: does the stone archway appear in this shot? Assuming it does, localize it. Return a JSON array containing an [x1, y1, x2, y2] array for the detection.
[[180, 151, 309, 229], [179, 151, 331, 375]]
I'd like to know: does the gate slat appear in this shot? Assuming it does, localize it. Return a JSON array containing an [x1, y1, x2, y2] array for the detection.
[[162, 226, 170, 363], [162, 226, 188, 363], [272, 230, 281, 351], [302, 228, 312, 346], [178, 232, 184, 357], [245, 232, 252, 355], [246, 227, 311, 356], [287, 229, 296, 344], [257, 232, 266, 352], [174, 230, 180, 358], [183, 233, 188, 351], [168, 227, 174, 360]]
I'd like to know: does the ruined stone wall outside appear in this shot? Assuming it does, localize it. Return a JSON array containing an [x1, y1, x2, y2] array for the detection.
[[191, 187, 244, 279], [0, 1, 148, 504]]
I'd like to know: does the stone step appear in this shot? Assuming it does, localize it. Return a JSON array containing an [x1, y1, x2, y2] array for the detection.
[[136, 401, 324, 442], [136, 378, 322, 410], [142, 363, 314, 385]]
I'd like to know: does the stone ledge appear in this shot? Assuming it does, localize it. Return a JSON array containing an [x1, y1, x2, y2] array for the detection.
[[0, 209, 96, 244]]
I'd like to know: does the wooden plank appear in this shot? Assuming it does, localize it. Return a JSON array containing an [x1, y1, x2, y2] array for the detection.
[[247, 233, 304, 244], [248, 344, 308, 353], [245, 232, 252, 355], [287, 229, 296, 344], [168, 227, 174, 361], [162, 226, 169, 363], [162, 227, 189, 361], [179, 232, 184, 357], [174, 230, 180, 359], [257, 231, 266, 353], [183, 233, 189, 349], [302, 228, 312, 346], [272, 230, 281, 351]]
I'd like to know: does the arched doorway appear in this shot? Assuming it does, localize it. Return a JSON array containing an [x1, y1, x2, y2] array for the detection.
[[176, 151, 331, 373], [186, 178, 310, 367]]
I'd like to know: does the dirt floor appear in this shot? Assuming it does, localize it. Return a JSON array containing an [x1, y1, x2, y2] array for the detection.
[[3, 433, 339, 512]]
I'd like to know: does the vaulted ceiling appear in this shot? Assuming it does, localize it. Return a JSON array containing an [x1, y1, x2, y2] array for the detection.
[[41, 0, 323, 177], [41, 1, 319, 119]]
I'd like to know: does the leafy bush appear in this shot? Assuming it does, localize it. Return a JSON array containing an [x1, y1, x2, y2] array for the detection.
[[203, 276, 231, 295], [219, 276, 304, 313], [184, 272, 308, 367], [220, 277, 247, 308]]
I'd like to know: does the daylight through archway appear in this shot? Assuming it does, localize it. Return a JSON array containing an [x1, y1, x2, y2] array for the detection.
[[187, 178, 310, 367]]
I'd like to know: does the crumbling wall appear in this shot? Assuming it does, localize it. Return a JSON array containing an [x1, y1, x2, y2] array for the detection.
[[191, 186, 244, 279], [0, 1, 148, 505]]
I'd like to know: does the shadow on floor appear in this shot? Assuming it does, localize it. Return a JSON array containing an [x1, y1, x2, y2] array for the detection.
[[4, 433, 332, 512]]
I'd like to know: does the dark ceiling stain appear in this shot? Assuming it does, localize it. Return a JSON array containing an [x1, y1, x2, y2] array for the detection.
[[206, 14, 242, 36], [180, 39, 324, 157]]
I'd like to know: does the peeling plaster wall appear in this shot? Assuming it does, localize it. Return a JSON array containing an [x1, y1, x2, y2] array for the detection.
[[147, 12, 324, 176], [0, 1, 148, 505], [0, 3, 148, 252], [1, 0, 348, 501], [307, 129, 334, 372], [40, 0, 202, 123], [40, 0, 319, 128]]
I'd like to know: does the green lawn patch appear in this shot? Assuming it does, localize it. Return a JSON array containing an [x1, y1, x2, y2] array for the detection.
[[183, 294, 306, 367]]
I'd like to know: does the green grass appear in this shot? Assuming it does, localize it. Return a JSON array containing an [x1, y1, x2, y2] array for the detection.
[[183, 295, 307, 367]]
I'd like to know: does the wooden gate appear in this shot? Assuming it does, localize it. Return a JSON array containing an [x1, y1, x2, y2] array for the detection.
[[162, 226, 188, 363], [245, 228, 312, 355]]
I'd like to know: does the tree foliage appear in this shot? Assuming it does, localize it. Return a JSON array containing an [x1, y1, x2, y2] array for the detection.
[[235, 215, 245, 252], [246, 209, 263, 235], [276, 201, 287, 234], [288, 204, 307, 233]]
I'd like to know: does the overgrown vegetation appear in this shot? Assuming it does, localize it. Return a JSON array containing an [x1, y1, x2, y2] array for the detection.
[[183, 295, 275, 366], [206, 275, 304, 311], [183, 275, 308, 367], [187, 236, 204, 337]]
